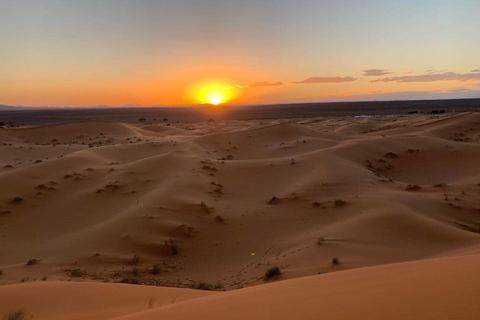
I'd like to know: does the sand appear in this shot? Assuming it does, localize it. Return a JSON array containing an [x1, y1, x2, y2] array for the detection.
[[1, 112, 480, 319]]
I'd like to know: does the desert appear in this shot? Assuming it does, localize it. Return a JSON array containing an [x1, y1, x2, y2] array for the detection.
[[1, 110, 480, 319]]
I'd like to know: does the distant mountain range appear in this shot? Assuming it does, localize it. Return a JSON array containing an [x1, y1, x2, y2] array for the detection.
[[0, 104, 185, 110]]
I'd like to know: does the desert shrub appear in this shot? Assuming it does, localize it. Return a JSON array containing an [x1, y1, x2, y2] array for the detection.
[[384, 152, 399, 158], [70, 269, 84, 277], [215, 215, 225, 223], [152, 264, 160, 275], [332, 257, 340, 265], [191, 281, 223, 291], [267, 196, 278, 205], [200, 201, 213, 214], [0, 270, 3, 276], [405, 184, 421, 191], [264, 266, 281, 280], [2, 310, 26, 320], [334, 199, 347, 207], [26, 259, 38, 266], [11, 197, 24, 204], [132, 267, 139, 276], [132, 254, 140, 265], [312, 201, 320, 207], [316, 237, 325, 245], [165, 239, 179, 255], [121, 276, 140, 284]]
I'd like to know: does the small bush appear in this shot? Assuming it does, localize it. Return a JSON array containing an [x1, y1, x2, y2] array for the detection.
[[165, 239, 179, 255], [152, 264, 160, 275], [70, 269, 84, 277], [3, 310, 26, 320], [191, 281, 223, 291], [384, 152, 399, 158], [200, 201, 213, 214], [121, 276, 140, 284], [332, 257, 340, 265], [0, 269, 3, 276], [132, 254, 140, 265], [26, 259, 38, 266], [264, 266, 281, 280], [11, 197, 24, 204], [316, 237, 325, 245], [405, 184, 421, 191], [312, 201, 321, 207], [267, 196, 278, 205], [132, 267, 139, 276], [334, 199, 347, 207]]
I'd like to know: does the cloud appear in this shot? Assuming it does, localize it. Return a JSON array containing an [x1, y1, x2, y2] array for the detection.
[[371, 72, 480, 83], [362, 69, 393, 76], [249, 81, 284, 87], [472, 69, 480, 73], [293, 76, 357, 84], [221, 84, 248, 90]]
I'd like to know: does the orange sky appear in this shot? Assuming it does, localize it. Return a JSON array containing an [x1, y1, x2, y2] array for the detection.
[[1, 1, 480, 107]]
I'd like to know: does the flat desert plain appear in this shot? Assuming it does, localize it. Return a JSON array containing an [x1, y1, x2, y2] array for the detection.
[[1, 112, 480, 319]]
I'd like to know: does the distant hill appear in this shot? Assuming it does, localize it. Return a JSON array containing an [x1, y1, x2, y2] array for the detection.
[[0, 104, 18, 110]]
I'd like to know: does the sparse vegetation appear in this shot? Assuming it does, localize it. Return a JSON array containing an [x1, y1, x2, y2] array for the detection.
[[317, 237, 325, 245], [332, 257, 340, 265], [200, 201, 213, 214], [334, 199, 347, 207], [70, 268, 84, 277], [268, 196, 278, 205], [191, 281, 223, 291], [433, 183, 446, 188], [0, 269, 3, 276], [121, 276, 140, 284], [405, 184, 422, 191], [2, 310, 26, 320], [132, 254, 140, 265], [215, 215, 225, 223], [152, 264, 160, 275], [264, 266, 281, 280], [148, 297, 155, 308], [312, 201, 321, 207], [384, 152, 399, 158], [165, 239, 179, 255], [11, 197, 24, 204], [26, 259, 38, 266], [132, 267, 139, 276]]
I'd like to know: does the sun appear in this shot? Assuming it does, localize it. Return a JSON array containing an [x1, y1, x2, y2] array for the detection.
[[209, 95, 223, 105], [188, 81, 237, 106]]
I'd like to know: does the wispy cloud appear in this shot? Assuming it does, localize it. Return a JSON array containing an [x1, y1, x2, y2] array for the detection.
[[362, 69, 393, 76], [221, 84, 248, 90], [371, 72, 480, 83], [293, 76, 357, 84], [249, 81, 284, 87]]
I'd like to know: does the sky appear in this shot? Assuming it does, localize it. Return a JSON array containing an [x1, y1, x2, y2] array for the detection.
[[1, 0, 480, 107]]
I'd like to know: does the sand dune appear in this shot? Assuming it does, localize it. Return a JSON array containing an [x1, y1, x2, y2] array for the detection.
[[1, 113, 480, 318], [1, 254, 478, 319]]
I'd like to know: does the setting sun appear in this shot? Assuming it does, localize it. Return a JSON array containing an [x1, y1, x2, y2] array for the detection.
[[187, 81, 240, 106]]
